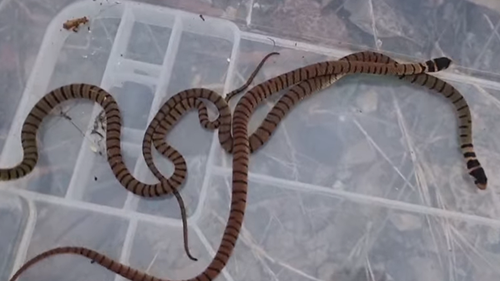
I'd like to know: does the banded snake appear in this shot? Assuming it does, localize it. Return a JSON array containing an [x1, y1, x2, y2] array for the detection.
[[3, 51, 484, 281]]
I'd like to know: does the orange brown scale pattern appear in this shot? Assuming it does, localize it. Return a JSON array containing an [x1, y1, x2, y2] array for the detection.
[[5, 52, 454, 281], [151, 52, 484, 191], [139, 52, 279, 260], [343, 52, 486, 189]]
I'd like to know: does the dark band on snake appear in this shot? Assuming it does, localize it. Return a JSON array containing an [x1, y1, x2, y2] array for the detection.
[[3, 52, 464, 281]]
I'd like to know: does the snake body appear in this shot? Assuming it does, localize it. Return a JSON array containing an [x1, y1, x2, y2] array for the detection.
[[147, 51, 486, 189], [140, 51, 280, 261], [4, 53, 455, 281], [141, 50, 485, 261]]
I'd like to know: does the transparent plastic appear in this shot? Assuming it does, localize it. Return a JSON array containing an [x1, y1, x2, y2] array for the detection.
[[0, 1, 500, 281]]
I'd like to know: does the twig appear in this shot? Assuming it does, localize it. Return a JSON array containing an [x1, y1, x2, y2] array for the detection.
[[267, 37, 276, 50]]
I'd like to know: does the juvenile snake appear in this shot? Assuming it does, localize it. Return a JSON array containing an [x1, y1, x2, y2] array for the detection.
[[140, 51, 280, 261], [143, 51, 487, 260], [149, 51, 486, 188], [4, 52, 457, 281]]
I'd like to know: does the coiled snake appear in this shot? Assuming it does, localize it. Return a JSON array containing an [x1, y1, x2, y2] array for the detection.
[[3, 51, 484, 281], [147, 51, 487, 189], [141, 50, 487, 259]]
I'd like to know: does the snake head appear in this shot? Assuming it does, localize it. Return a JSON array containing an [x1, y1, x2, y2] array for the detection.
[[425, 57, 452, 72], [470, 167, 487, 190], [434, 57, 452, 70]]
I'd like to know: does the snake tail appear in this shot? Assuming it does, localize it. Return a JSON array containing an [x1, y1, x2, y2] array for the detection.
[[7, 55, 452, 281]]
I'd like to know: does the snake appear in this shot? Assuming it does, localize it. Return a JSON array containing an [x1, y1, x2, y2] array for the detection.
[[140, 51, 280, 261], [143, 50, 487, 259], [148, 51, 486, 189], [4, 52, 456, 281]]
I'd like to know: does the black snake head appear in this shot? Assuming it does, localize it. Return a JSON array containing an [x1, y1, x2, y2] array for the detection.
[[434, 57, 452, 70], [470, 167, 487, 190], [425, 57, 452, 72], [467, 159, 487, 190]]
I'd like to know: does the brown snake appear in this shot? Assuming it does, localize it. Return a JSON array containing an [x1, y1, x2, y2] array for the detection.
[[148, 50, 486, 187], [3, 52, 462, 281], [143, 51, 487, 260], [140, 51, 280, 261]]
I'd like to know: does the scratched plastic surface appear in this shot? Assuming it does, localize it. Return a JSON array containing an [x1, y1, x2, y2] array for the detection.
[[0, 1, 500, 281]]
